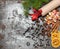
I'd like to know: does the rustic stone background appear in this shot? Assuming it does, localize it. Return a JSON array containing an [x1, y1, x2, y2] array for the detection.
[[0, 0, 60, 49]]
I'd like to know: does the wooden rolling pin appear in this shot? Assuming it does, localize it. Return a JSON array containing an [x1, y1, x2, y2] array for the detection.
[[30, 0, 60, 21], [40, 0, 60, 16]]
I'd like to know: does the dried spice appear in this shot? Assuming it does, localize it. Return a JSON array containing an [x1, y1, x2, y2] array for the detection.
[[26, 42, 30, 46], [45, 10, 60, 25], [51, 20, 60, 48], [47, 32, 51, 37]]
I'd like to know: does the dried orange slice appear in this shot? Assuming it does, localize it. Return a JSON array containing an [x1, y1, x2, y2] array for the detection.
[[51, 32, 59, 38], [51, 38, 60, 48]]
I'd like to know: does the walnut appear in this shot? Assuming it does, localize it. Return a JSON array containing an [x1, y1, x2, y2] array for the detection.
[[18, 0, 22, 3], [0, 34, 4, 40], [0, 45, 3, 48], [0, 0, 6, 3], [0, 23, 6, 30]]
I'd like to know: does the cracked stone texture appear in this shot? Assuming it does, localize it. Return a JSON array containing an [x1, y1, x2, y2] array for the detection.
[[0, 0, 60, 49]]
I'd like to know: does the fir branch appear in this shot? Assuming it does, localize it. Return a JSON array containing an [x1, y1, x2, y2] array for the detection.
[[22, 0, 49, 17]]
